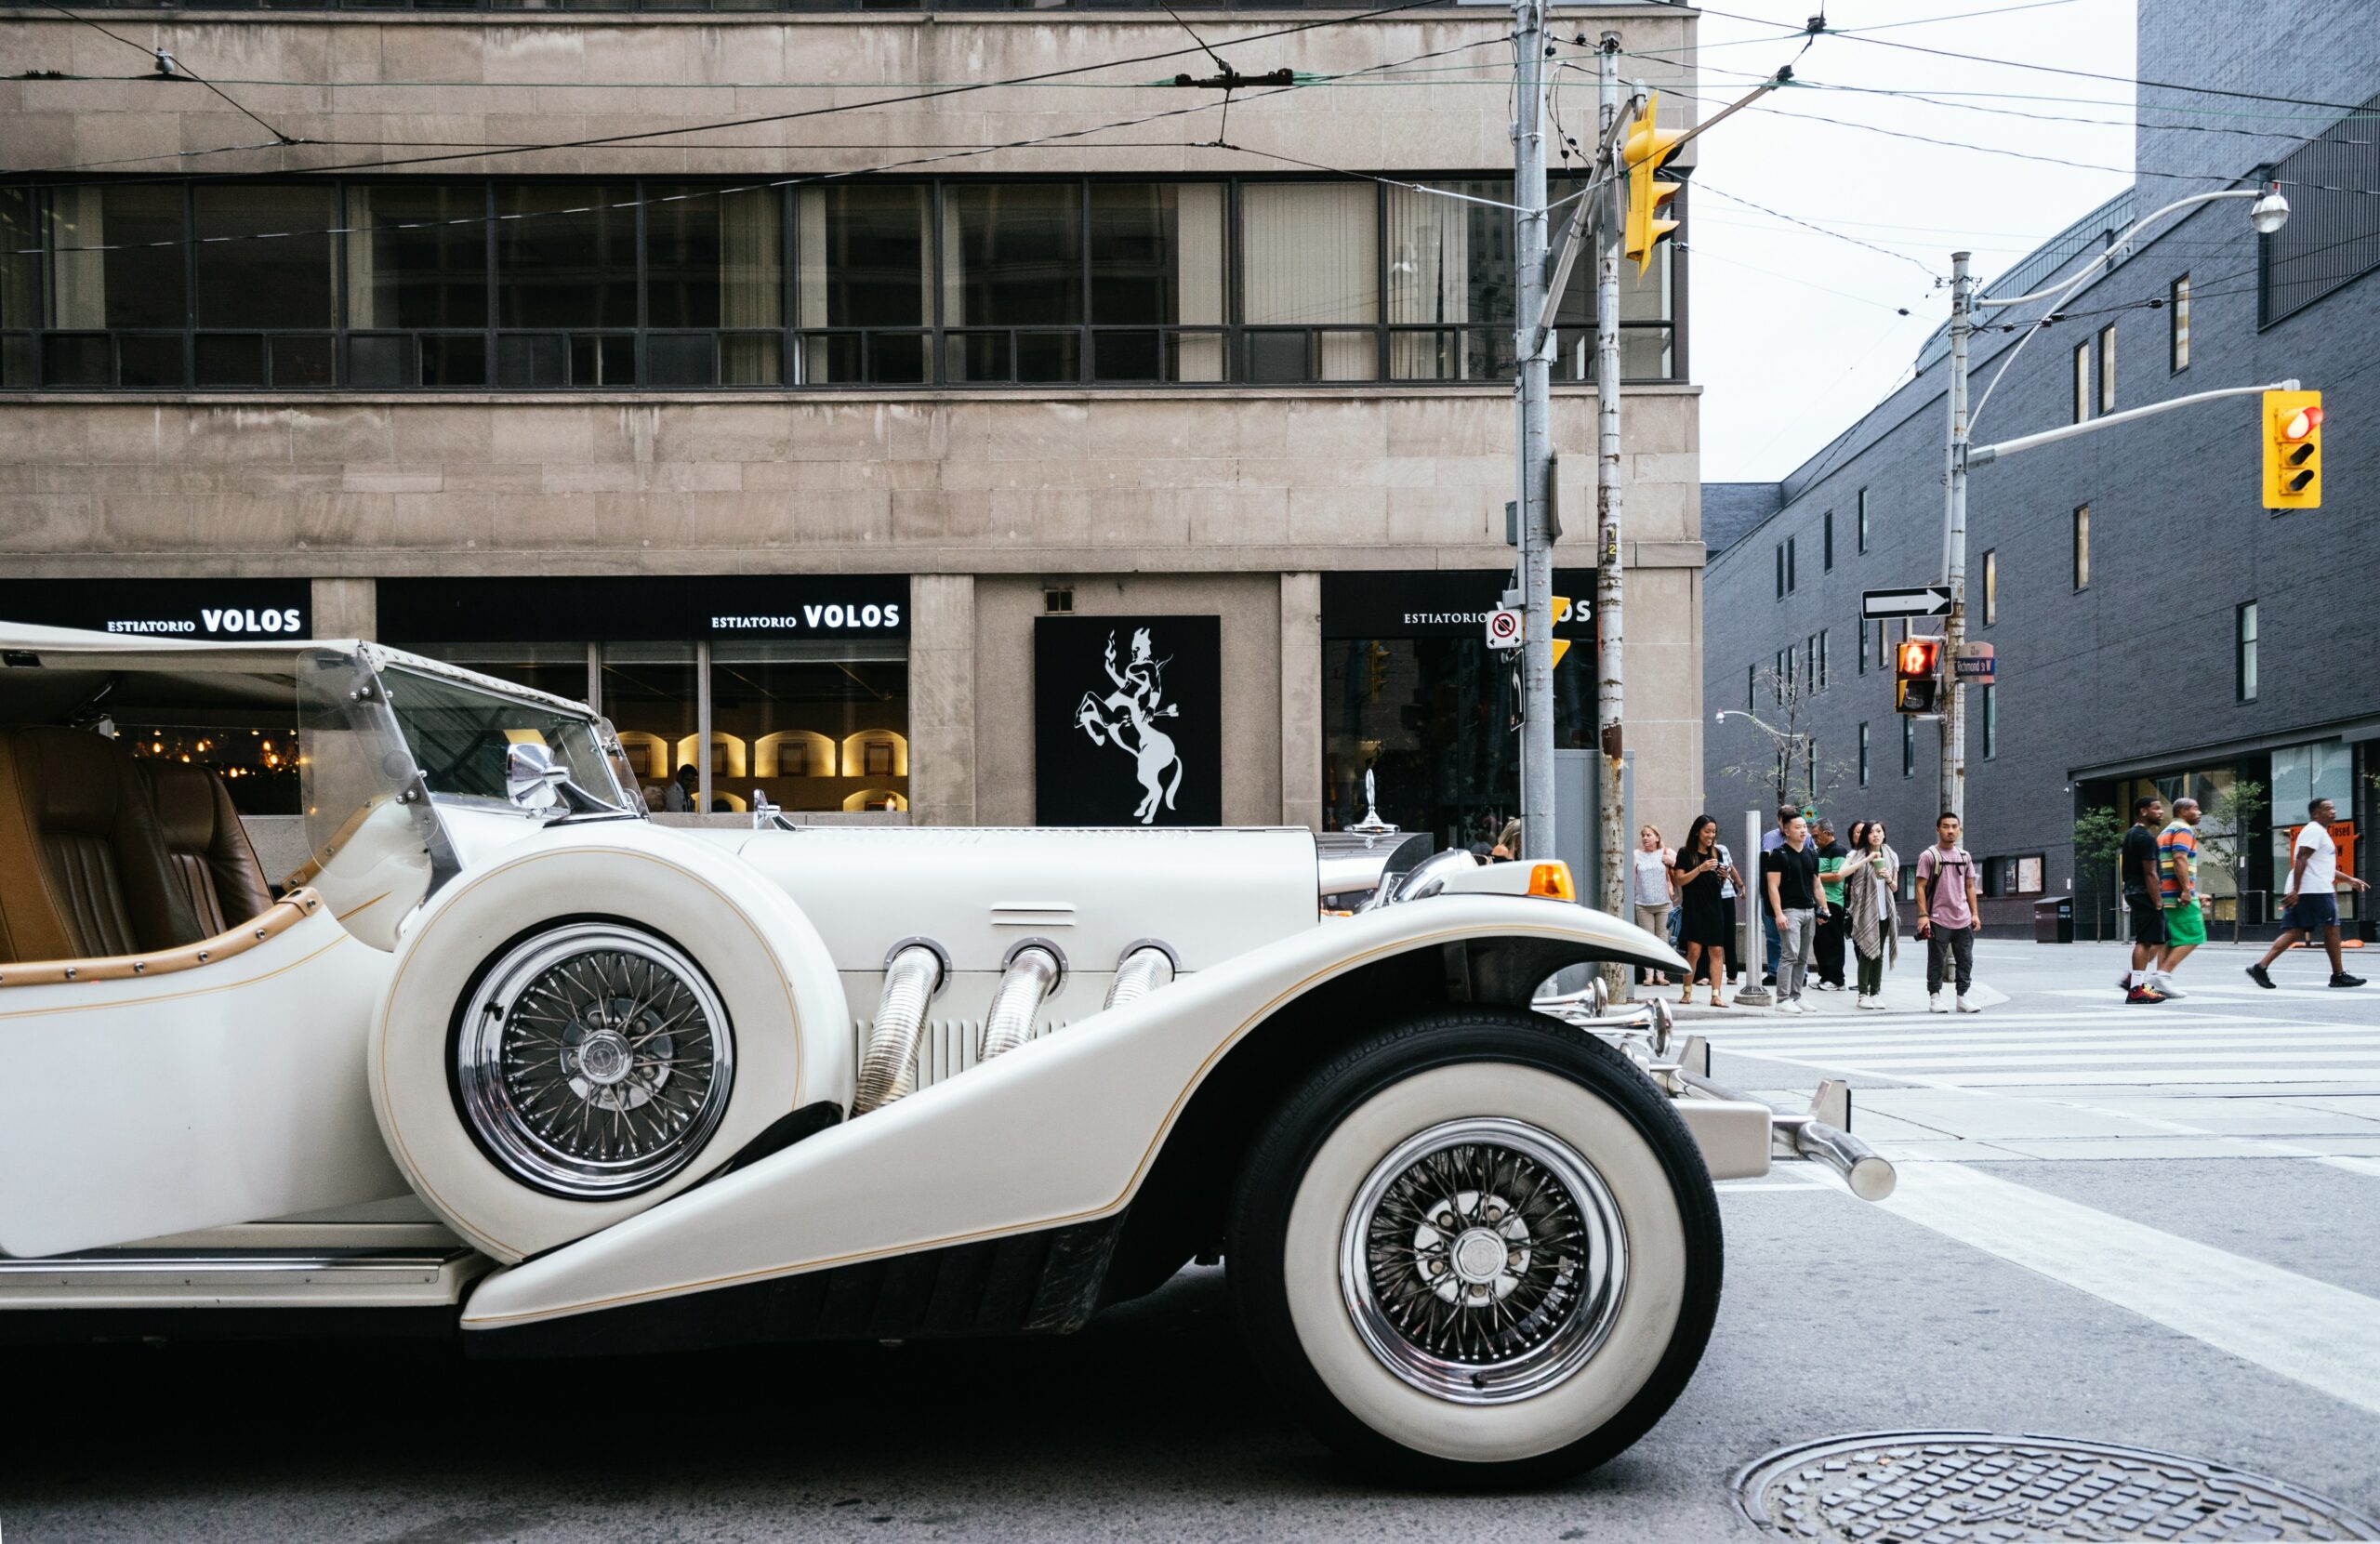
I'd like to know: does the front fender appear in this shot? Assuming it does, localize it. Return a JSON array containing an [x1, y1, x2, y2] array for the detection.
[[457, 895, 1681, 1342]]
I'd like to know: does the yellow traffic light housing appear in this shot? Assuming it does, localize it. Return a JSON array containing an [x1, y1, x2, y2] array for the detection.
[[1894, 636, 1943, 715], [2262, 388, 2322, 509], [1621, 93, 1684, 278]]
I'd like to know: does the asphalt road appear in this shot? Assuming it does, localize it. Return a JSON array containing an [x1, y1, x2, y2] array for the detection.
[[7, 939, 2377, 1542]]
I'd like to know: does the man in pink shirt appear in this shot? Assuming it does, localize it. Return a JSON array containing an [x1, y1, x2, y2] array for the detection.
[[1913, 812, 1983, 1014]]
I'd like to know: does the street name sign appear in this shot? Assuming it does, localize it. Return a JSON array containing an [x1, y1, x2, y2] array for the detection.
[[1955, 641, 1996, 683], [1862, 586, 1953, 619]]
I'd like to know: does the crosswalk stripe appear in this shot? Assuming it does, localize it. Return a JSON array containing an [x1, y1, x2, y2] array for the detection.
[[1718, 1025, 2359, 1049], [1879, 1165, 2380, 1417], [1904, 1068, 2380, 1088], [1726, 1050, 2380, 1070]]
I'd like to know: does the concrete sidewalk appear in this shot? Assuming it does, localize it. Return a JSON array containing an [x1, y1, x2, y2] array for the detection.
[[1659, 961, 2010, 1022]]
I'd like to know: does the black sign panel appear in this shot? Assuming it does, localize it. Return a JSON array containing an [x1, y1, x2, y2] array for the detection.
[[1035, 615, 1223, 826], [1320, 569, 1598, 640], [0, 578, 311, 640], [377, 574, 910, 644]]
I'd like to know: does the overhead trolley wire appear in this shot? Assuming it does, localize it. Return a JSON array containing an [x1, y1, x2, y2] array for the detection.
[[21, 0, 296, 145]]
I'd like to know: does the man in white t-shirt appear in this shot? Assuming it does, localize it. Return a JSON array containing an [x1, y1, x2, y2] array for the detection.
[[2247, 796, 2369, 989]]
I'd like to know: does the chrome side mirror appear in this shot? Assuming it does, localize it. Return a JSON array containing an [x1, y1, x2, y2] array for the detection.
[[506, 742, 568, 813], [750, 789, 779, 830]]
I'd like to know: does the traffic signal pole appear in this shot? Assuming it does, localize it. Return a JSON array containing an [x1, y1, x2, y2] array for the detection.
[[1934, 185, 2292, 820], [1939, 251, 1972, 823], [1593, 33, 1629, 935], [1512, 0, 1557, 865]]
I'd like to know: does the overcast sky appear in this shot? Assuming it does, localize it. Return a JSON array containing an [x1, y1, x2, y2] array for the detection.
[[1679, 0, 2136, 482]]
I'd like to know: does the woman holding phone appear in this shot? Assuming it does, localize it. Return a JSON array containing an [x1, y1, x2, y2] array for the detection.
[[1671, 814, 1742, 1007]]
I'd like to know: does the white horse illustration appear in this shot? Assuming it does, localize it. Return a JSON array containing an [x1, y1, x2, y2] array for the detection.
[[1074, 627, 1185, 823]]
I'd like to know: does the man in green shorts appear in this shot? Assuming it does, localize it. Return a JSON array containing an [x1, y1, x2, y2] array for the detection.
[[2155, 797, 2207, 996]]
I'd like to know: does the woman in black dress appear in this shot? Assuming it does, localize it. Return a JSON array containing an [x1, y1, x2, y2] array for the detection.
[[1671, 813, 1740, 1006]]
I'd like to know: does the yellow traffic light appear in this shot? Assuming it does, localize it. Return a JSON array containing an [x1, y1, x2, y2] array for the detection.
[[2262, 388, 2322, 509], [1621, 92, 1685, 278]]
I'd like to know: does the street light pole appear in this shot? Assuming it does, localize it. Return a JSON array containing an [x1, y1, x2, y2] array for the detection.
[[1937, 185, 2288, 821], [1939, 251, 1972, 822], [1593, 34, 1630, 938]]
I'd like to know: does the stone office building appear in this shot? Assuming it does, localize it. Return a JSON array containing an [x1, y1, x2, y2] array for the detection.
[[1699, 1, 2380, 937], [0, 0, 1708, 850]]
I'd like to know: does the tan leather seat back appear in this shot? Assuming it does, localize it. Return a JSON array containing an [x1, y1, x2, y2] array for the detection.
[[146, 761, 274, 939], [0, 726, 204, 966]]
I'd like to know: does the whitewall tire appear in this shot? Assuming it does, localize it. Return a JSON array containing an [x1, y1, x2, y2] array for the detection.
[[370, 830, 849, 1263], [1229, 1010, 1722, 1485]]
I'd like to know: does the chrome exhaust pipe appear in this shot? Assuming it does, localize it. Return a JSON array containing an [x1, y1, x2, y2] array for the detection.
[[1662, 1043, 1897, 1202], [981, 941, 1064, 1062], [853, 940, 946, 1115], [1104, 940, 1177, 1011]]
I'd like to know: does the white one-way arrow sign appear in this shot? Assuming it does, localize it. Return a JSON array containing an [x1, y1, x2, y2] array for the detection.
[[1862, 586, 1953, 619]]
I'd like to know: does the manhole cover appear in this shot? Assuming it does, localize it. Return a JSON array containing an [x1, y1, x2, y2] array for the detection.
[[1734, 1431, 2379, 1543]]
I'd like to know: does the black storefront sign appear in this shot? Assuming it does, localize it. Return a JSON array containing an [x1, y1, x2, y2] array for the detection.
[[1035, 615, 1222, 826], [377, 574, 910, 643], [1320, 569, 1597, 643], [0, 578, 312, 640]]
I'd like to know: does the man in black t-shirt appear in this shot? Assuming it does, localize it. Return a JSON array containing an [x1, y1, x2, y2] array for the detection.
[[1762, 814, 1829, 1013], [2122, 794, 2168, 1004]]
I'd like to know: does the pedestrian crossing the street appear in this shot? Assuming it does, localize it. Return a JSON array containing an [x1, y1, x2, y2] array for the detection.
[[1706, 1006, 2380, 1091]]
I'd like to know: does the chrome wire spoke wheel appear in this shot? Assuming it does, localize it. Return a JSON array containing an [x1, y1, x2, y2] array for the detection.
[[1338, 1116, 1627, 1405], [455, 924, 734, 1199]]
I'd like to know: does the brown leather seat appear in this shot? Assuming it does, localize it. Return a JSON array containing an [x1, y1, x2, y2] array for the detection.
[[145, 760, 274, 940], [0, 726, 204, 966]]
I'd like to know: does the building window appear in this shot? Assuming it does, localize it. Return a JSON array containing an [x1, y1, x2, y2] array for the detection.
[[2073, 342, 2090, 422], [1786, 536, 1798, 593], [1777, 648, 1791, 698], [1818, 628, 1830, 690], [0, 175, 1675, 393], [1857, 487, 1870, 553], [1902, 717, 1914, 777], [2237, 600, 2259, 701], [1823, 510, 1834, 571], [1982, 548, 1998, 626], [2097, 324, 2117, 414], [1749, 664, 1756, 712], [2170, 274, 2190, 371], [2072, 505, 2091, 590], [1982, 683, 1998, 759], [1776, 545, 1786, 599], [1858, 721, 1870, 786], [1857, 620, 1868, 676], [1805, 634, 1817, 691]]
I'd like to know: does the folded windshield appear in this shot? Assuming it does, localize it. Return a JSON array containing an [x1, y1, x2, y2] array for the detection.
[[379, 666, 627, 811]]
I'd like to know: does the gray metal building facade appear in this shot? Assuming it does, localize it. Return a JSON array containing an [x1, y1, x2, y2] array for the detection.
[[1700, 1, 2380, 937]]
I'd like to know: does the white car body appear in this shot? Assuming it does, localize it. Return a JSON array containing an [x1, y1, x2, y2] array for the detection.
[[0, 622, 1871, 1482]]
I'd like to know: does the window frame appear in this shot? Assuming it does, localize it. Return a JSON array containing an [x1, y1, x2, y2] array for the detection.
[[1902, 716, 1914, 778], [1856, 487, 1870, 553], [1981, 682, 1998, 759], [2237, 600, 2259, 702], [1786, 536, 1797, 594], [1858, 720, 1870, 786], [2169, 273, 2190, 373], [0, 172, 1687, 394], [2097, 323, 2117, 414], [1822, 509, 1834, 571], [2073, 341, 2090, 423], [2072, 504, 2092, 591], [1981, 548, 1998, 627]]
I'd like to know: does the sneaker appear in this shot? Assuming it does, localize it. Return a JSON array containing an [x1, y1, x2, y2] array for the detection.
[[2116, 970, 2132, 990], [1927, 995, 1948, 1013], [2125, 985, 2167, 1005], [2246, 964, 2276, 989], [1780, 999, 1805, 1015], [2150, 976, 2188, 1000], [1955, 996, 1981, 1013], [2334, 972, 2368, 988]]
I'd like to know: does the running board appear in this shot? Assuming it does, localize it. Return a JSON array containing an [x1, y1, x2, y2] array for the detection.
[[0, 1247, 488, 1312]]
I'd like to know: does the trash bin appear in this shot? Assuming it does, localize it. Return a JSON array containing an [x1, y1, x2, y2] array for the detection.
[[2032, 896, 2073, 944]]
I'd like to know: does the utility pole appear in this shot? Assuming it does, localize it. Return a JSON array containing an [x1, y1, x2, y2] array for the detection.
[[1939, 250, 1972, 823], [1593, 33, 1628, 933], [1511, 0, 1556, 863]]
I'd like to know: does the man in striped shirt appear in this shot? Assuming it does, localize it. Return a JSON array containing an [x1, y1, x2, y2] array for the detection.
[[2154, 798, 2207, 997]]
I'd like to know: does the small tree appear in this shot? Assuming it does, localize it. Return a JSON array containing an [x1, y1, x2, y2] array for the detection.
[[1720, 666, 1853, 818], [2072, 806, 2128, 943], [2202, 778, 2269, 942]]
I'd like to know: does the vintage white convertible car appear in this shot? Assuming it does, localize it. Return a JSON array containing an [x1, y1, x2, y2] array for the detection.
[[0, 623, 1887, 1485]]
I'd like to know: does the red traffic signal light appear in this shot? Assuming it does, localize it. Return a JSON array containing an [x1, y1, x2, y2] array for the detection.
[[2262, 389, 2323, 508], [1895, 635, 1944, 715]]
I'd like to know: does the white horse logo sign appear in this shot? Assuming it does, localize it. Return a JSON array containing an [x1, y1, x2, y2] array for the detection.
[[1075, 627, 1185, 824], [1035, 614, 1220, 826]]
